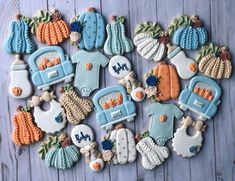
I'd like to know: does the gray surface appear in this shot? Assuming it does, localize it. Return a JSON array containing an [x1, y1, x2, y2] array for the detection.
[[0, 0, 234, 181]]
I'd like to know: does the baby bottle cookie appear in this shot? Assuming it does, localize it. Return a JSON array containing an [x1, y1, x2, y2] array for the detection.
[[196, 43, 232, 79], [104, 16, 134, 55], [134, 22, 169, 62], [38, 133, 80, 169], [29, 91, 67, 133], [168, 15, 208, 50], [9, 55, 33, 99], [71, 124, 104, 172], [172, 116, 207, 158]]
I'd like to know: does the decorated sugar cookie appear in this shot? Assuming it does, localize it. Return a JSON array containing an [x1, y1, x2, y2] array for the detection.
[[72, 50, 108, 96], [168, 15, 208, 50], [101, 124, 137, 164], [134, 22, 169, 61], [70, 7, 105, 50], [167, 44, 198, 79], [172, 116, 206, 158], [196, 43, 232, 79], [144, 61, 180, 101], [38, 133, 80, 169], [60, 84, 93, 125], [28, 10, 70, 45], [93, 85, 136, 129], [29, 91, 67, 133], [9, 55, 33, 99], [4, 15, 35, 54], [104, 16, 134, 55], [71, 124, 104, 172], [179, 76, 221, 121], [28, 46, 74, 90], [12, 106, 44, 146]]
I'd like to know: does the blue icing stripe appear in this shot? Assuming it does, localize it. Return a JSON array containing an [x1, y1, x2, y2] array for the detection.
[[95, 13, 105, 49], [172, 27, 184, 46], [197, 27, 208, 45]]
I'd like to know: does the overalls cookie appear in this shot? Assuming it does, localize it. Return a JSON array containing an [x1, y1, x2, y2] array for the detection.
[[196, 43, 233, 79], [72, 50, 108, 96], [38, 133, 80, 169], [29, 91, 67, 133], [172, 116, 206, 158], [168, 15, 208, 50], [71, 124, 104, 172], [134, 22, 169, 62], [104, 16, 134, 55], [101, 124, 137, 164]]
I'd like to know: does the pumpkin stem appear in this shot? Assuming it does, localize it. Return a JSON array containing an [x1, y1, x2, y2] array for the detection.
[[110, 16, 116, 21], [16, 14, 22, 20], [191, 15, 203, 28], [87, 7, 96, 12]]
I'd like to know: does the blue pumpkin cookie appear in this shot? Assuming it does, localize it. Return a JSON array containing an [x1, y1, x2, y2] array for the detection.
[[168, 15, 208, 50]]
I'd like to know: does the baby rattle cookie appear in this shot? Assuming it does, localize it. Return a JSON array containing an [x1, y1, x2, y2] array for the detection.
[[9, 55, 33, 99], [12, 106, 44, 146], [172, 116, 207, 158], [101, 124, 137, 164], [29, 91, 67, 133], [38, 133, 80, 169], [70, 7, 105, 50], [71, 124, 105, 172], [167, 43, 198, 79], [179, 76, 222, 121], [28, 46, 74, 91], [168, 15, 208, 50], [4, 14, 35, 54], [104, 16, 134, 55], [196, 43, 232, 79], [134, 22, 169, 62]]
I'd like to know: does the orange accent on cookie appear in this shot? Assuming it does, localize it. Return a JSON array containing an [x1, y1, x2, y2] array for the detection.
[[53, 57, 61, 65], [116, 94, 123, 105], [102, 103, 109, 110], [160, 115, 167, 122], [46, 61, 54, 67], [12, 87, 22, 96], [108, 99, 116, 108], [93, 162, 101, 171], [189, 63, 197, 72], [135, 91, 144, 99], [85, 63, 93, 70]]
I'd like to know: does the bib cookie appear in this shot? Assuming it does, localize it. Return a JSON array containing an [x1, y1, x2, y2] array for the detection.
[[196, 43, 232, 79], [29, 91, 67, 133], [179, 76, 222, 121], [168, 15, 208, 50], [93, 85, 136, 129], [104, 16, 134, 55]]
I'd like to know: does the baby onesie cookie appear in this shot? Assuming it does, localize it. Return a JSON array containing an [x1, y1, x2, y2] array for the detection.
[[134, 22, 169, 61], [101, 124, 137, 164], [60, 84, 93, 125], [28, 46, 74, 90], [9, 55, 33, 99], [167, 44, 198, 79], [71, 124, 104, 172], [72, 50, 108, 96], [93, 85, 136, 129], [146, 102, 183, 146], [12, 106, 44, 146], [38, 133, 80, 169], [71, 7, 105, 50], [136, 137, 169, 170], [4, 15, 35, 54], [104, 16, 134, 55], [168, 15, 208, 50], [144, 61, 180, 101], [172, 116, 206, 158], [196, 43, 232, 79], [29, 91, 67, 133], [28, 10, 70, 45], [179, 76, 222, 121]]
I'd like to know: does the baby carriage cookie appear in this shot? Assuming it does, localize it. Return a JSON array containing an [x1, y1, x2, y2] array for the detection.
[[29, 91, 67, 133], [134, 22, 169, 62], [179, 76, 222, 121], [104, 16, 134, 55], [168, 15, 208, 50], [172, 116, 206, 158], [196, 43, 232, 79], [28, 46, 74, 90], [101, 124, 137, 164], [93, 85, 136, 129], [9, 55, 33, 99], [38, 133, 80, 169]]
